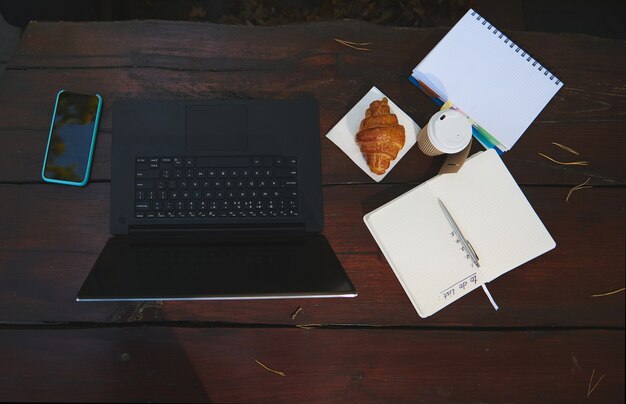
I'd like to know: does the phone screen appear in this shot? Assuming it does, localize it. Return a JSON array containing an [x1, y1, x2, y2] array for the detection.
[[43, 91, 101, 184]]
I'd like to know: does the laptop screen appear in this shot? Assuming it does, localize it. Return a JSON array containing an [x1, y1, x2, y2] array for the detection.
[[77, 233, 356, 300]]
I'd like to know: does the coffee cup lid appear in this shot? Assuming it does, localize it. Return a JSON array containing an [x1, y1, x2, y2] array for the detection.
[[427, 110, 472, 153]]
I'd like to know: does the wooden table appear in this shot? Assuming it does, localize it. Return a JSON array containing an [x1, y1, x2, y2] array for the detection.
[[0, 20, 624, 402]]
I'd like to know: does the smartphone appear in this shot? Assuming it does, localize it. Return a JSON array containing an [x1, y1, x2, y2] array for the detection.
[[42, 90, 102, 186]]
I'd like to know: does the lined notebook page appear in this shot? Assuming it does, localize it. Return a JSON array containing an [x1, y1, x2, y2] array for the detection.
[[364, 180, 483, 317], [364, 150, 555, 317], [412, 9, 563, 151], [431, 150, 556, 282]]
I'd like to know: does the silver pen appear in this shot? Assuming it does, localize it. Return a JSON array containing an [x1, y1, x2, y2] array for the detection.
[[437, 198, 480, 268]]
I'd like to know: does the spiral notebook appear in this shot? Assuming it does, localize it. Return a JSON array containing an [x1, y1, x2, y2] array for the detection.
[[410, 9, 563, 152], [363, 149, 555, 317]]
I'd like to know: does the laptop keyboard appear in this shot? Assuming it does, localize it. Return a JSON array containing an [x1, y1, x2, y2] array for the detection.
[[134, 156, 299, 219]]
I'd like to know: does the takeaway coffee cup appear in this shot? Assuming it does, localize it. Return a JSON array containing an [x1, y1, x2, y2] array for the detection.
[[417, 109, 472, 156]]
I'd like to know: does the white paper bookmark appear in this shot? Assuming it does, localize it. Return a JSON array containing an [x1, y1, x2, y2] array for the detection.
[[482, 284, 499, 310]]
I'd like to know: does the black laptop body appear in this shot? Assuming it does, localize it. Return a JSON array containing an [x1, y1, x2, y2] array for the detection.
[[77, 98, 356, 301]]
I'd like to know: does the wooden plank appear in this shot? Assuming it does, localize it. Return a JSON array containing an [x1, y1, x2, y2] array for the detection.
[[0, 68, 445, 132], [4, 21, 625, 127], [2, 59, 625, 130], [0, 128, 112, 183], [11, 21, 626, 74], [1, 22, 623, 185], [2, 23, 625, 185], [1, 183, 622, 327], [1, 27, 624, 187], [0, 327, 623, 402], [1, 120, 623, 185]]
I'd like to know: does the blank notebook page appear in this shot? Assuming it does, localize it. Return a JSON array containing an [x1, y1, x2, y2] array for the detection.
[[413, 9, 563, 150], [430, 150, 556, 283], [364, 182, 476, 317], [364, 150, 555, 317]]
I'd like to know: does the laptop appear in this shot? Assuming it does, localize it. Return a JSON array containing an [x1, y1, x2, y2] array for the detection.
[[77, 98, 357, 301]]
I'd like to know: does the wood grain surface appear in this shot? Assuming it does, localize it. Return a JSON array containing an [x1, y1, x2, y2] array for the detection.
[[0, 184, 623, 327], [0, 19, 624, 402], [0, 327, 624, 402], [1, 21, 624, 186]]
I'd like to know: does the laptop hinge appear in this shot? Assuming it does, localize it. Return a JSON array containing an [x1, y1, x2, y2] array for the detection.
[[128, 223, 306, 235]]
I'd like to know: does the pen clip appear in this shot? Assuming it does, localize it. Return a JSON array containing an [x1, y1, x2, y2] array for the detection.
[[466, 240, 480, 267]]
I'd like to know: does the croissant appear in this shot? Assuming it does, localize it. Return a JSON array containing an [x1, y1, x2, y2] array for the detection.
[[356, 97, 405, 175]]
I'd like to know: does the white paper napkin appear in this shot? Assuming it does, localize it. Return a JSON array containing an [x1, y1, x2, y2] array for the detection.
[[325, 86, 419, 182]]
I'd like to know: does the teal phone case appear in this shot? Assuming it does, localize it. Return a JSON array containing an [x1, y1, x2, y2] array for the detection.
[[41, 90, 102, 186]]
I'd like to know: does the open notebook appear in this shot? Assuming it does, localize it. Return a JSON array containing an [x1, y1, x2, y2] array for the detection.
[[410, 9, 563, 152], [364, 149, 555, 317]]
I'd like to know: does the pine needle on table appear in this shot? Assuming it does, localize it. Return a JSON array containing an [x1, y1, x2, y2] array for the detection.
[[538, 153, 589, 166], [551, 142, 580, 155], [565, 177, 592, 203], [587, 368, 605, 398], [291, 306, 303, 320], [334, 38, 371, 51], [296, 323, 321, 329], [591, 287, 625, 297], [255, 360, 286, 377]]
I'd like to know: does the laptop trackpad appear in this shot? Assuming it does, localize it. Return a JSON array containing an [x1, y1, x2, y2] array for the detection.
[[185, 105, 248, 151]]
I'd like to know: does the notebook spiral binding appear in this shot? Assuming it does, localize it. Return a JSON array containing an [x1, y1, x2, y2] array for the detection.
[[470, 10, 560, 85]]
